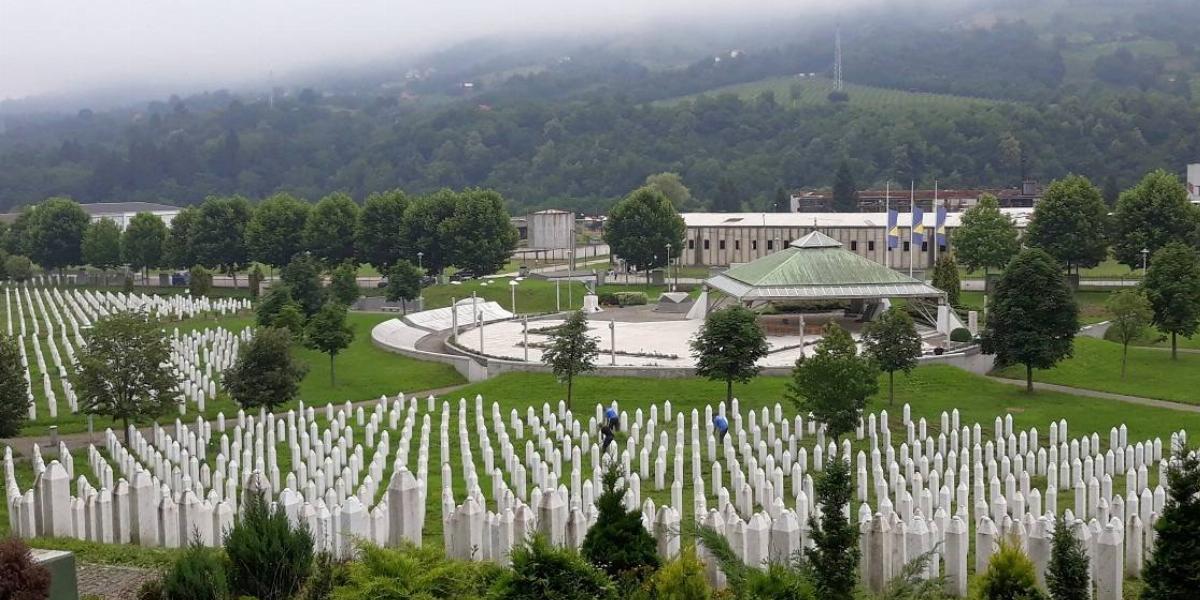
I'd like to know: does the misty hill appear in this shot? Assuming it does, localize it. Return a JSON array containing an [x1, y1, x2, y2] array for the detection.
[[1, 0, 1198, 214]]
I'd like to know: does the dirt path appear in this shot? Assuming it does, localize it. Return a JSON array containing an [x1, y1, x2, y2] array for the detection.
[[77, 563, 158, 600]]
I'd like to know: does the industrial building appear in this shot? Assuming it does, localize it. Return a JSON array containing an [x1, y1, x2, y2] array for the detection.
[[0, 201, 181, 230], [679, 208, 1033, 270], [789, 181, 1042, 212]]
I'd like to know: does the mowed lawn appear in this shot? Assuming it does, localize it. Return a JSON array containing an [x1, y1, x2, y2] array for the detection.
[[995, 336, 1200, 405]]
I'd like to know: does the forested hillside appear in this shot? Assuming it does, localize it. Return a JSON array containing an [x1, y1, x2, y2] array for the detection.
[[1, 0, 1198, 214]]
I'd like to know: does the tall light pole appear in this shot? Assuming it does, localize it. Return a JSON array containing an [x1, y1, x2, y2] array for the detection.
[[509, 279, 519, 314], [1141, 248, 1149, 277], [665, 243, 673, 292], [609, 320, 616, 365], [417, 251, 425, 307], [523, 316, 529, 361]]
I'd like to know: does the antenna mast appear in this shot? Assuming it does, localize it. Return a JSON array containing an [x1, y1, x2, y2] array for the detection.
[[834, 27, 844, 93]]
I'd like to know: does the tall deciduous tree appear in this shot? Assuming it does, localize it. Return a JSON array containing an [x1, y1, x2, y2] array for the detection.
[[982, 248, 1079, 392], [786, 323, 878, 440], [952, 194, 1020, 277], [0, 334, 30, 437], [122, 212, 168, 280], [1046, 517, 1090, 600], [1025, 175, 1110, 274], [28, 197, 89, 272], [5, 255, 32, 282], [690, 306, 769, 403], [604, 187, 685, 280], [164, 205, 199, 269], [862, 307, 922, 404], [304, 193, 360, 265], [1112, 169, 1200, 269], [385, 259, 423, 314], [246, 192, 311, 269], [82, 217, 123, 271], [831, 161, 858, 212], [328, 262, 360, 306], [281, 254, 326, 316], [931, 253, 961, 307], [1105, 289, 1152, 378], [1141, 444, 1200, 600], [541, 310, 599, 410], [1142, 242, 1200, 359], [223, 327, 308, 412], [644, 172, 692, 211], [191, 195, 251, 279], [73, 311, 179, 444], [401, 190, 458, 275], [305, 301, 354, 386], [355, 189, 409, 272], [443, 188, 519, 276]]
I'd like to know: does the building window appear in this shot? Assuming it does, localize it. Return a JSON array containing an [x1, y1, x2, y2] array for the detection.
[[903, 241, 911, 252], [767, 240, 774, 250], [734, 240, 740, 250], [939, 244, 947, 253], [921, 241, 928, 252], [688, 239, 695, 250], [850, 241, 858, 251], [751, 240, 758, 250], [703, 240, 710, 250], [868, 241, 875, 252], [719, 240, 726, 250]]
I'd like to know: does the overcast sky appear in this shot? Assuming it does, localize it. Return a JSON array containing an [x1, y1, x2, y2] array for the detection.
[[0, 0, 888, 101]]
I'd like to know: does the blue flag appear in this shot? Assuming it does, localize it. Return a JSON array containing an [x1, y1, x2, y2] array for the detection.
[[887, 209, 900, 249], [935, 205, 948, 246], [911, 206, 925, 246]]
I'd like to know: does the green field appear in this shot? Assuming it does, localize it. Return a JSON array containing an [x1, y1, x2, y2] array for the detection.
[[996, 335, 1200, 404], [655, 75, 1003, 111]]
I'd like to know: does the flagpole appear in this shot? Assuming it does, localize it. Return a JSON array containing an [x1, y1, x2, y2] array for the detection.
[[909, 181, 915, 278], [933, 179, 939, 269], [884, 181, 890, 267]]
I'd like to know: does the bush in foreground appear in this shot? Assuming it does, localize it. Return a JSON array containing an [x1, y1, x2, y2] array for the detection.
[[973, 539, 1046, 600], [160, 540, 228, 600], [0, 537, 51, 600], [581, 461, 659, 579], [224, 491, 314, 600], [652, 545, 712, 600], [492, 535, 616, 600], [332, 543, 501, 600]]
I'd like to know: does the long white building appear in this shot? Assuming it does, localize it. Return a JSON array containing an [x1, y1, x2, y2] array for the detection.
[[680, 209, 1033, 269]]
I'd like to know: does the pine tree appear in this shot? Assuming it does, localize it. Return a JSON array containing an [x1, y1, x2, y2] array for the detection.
[[1045, 517, 1089, 600], [931, 253, 961, 307], [1142, 445, 1200, 600], [805, 457, 857, 600], [580, 461, 659, 578]]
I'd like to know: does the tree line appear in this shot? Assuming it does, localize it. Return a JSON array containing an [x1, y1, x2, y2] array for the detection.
[[0, 188, 519, 279]]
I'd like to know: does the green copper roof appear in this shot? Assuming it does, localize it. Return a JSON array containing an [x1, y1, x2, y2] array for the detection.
[[706, 231, 944, 300]]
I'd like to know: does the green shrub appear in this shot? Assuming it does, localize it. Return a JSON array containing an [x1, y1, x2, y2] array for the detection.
[[581, 462, 660, 578], [188, 265, 213, 297], [950, 328, 973, 343], [161, 540, 228, 600], [0, 537, 51, 600], [598, 292, 620, 306], [974, 540, 1046, 600], [615, 291, 649, 306], [224, 491, 314, 600], [653, 545, 712, 600], [256, 285, 294, 327], [301, 552, 346, 600], [135, 578, 164, 600], [332, 543, 501, 600], [492, 535, 617, 600], [691, 524, 814, 600], [1046, 517, 1089, 600]]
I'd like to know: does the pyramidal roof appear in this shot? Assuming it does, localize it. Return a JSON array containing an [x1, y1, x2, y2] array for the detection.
[[705, 233, 945, 300]]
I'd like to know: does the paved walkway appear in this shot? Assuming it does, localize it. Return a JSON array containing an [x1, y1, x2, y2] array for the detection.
[[986, 376, 1200, 413], [78, 563, 158, 600]]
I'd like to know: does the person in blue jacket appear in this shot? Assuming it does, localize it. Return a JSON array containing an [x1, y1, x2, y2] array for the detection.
[[713, 414, 729, 444], [605, 406, 620, 432]]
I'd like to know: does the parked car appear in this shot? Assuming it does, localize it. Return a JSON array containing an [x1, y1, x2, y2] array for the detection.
[[449, 270, 479, 282], [170, 272, 190, 286]]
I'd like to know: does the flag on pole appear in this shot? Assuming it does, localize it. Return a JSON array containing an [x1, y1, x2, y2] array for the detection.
[[887, 209, 900, 249], [935, 204, 947, 246], [911, 205, 925, 246]]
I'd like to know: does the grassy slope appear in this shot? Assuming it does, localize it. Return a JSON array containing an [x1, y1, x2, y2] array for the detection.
[[996, 336, 1200, 404], [654, 75, 1003, 110]]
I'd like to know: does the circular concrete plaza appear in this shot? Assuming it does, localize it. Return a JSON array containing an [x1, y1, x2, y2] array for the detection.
[[454, 306, 938, 368]]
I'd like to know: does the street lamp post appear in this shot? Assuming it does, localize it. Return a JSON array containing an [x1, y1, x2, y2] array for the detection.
[[523, 316, 529, 362], [417, 251, 425, 309], [1141, 248, 1149, 276], [509, 279, 519, 314], [665, 243, 673, 292], [555, 279, 561, 311], [609, 320, 616, 365]]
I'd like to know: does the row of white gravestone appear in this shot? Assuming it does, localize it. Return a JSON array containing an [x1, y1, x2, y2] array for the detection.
[[2, 391, 1186, 596], [4, 285, 251, 421]]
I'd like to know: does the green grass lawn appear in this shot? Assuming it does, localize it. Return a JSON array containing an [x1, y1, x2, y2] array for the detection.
[[957, 289, 1113, 325], [961, 258, 1141, 281], [655, 75, 1003, 111], [995, 336, 1200, 405]]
